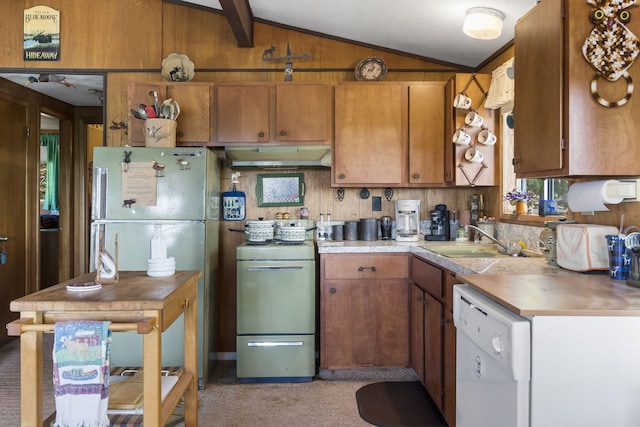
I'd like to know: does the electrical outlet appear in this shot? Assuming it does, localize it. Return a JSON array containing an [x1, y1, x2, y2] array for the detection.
[[372, 196, 382, 211]]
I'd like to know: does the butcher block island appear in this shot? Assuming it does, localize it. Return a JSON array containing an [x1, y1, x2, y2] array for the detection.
[[8, 270, 200, 427]]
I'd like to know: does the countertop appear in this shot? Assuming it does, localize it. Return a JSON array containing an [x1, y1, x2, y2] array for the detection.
[[318, 240, 640, 316]]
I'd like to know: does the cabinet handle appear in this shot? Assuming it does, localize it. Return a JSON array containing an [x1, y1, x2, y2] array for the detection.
[[330, 288, 337, 294], [177, 131, 184, 138], [358, 266, 377, 272], [412, 173, 420, 179], [258, 131, 265, 138], [280, 130, 287, 136], [512, 158, 517, 166], [338, 173, 346, 180]]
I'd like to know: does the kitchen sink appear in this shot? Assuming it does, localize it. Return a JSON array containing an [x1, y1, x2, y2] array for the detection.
[[421, 243, 542, 258]]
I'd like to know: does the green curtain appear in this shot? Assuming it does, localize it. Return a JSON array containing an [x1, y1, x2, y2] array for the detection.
[[40, 133, 59, 211]]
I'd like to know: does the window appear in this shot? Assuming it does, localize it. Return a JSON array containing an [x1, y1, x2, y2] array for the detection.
[[502, 108, 567, 216]]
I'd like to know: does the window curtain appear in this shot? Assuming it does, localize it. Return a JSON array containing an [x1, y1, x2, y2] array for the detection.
[[40, 133, 59, 211], [484, 57, 515, 110]]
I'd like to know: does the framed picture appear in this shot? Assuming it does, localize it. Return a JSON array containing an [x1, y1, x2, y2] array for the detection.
[[256, 173, 305, 207]]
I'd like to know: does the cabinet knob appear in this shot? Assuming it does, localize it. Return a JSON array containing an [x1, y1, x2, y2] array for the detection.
[[177, 131, 184, 138], [338, 173, 346, 180], [412, 173, 420, 179], [512, 158, 517, 166], [258, 132, 265, 138], [330, 288, 337, 294], [280, 130, 287, 136]]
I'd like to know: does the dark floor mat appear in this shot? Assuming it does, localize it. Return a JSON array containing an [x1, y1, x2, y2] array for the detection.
[[356, 381, 448, 427]]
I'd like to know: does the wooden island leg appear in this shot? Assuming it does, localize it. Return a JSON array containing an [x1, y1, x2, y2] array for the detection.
[[143, 312, 162, 427], [20, 311, 43, 427], [183, 293, 198, 426]]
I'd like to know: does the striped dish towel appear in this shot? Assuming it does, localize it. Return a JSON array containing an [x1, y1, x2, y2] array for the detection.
[[52, 321, 111, 427]]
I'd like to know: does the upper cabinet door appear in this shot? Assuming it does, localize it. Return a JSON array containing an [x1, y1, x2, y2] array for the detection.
[[513, 0, 563, 175], [275, 84, 331, 143], [409, 83, 446, 185], [128, 83, 167, 146], [216, 85, 271, 143], [167, 84, 211, 144], [333, 83, 406, 187]]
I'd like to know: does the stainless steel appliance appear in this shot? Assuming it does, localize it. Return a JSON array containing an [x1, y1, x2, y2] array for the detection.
[[236, 226, 315, 382], [427, 204, 450, 241], [91, 147, 220, 389], [454, 284, 531, 427], [395, 199, 420, 242]]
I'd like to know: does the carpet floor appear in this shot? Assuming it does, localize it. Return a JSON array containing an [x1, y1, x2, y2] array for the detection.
[[0, 335, 429, 427]]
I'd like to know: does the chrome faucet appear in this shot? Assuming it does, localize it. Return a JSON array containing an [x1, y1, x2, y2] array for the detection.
[[467, 225, 523, 256]]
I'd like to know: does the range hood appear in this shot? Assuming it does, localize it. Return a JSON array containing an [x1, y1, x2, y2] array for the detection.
[[225, 145, 331, 169]]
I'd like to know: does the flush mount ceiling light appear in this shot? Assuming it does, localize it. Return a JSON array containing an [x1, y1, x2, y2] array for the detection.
[[463, 7, 505, 40]]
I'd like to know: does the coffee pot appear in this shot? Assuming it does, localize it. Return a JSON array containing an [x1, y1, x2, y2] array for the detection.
[[395, 200, 420, 242]]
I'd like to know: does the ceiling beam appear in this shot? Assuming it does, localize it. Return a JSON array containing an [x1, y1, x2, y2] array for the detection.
[[219, 0, 254, 47]]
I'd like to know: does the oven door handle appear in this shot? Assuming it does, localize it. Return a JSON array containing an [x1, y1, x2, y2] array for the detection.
[[246, 266, 304, 271], [247, 341, 304, 347]]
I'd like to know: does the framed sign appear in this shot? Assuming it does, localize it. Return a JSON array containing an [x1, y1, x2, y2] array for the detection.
[[256, 173, 305, 207], [24, 6, 60, 61]]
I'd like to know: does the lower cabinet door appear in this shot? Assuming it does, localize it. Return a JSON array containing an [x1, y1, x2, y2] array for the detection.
[[236, 335, 315, 379]]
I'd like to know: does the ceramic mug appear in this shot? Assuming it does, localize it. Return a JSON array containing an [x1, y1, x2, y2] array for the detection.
[[465, 146, 484, 163], [477, 128, 497, 145], [452, 128, 471, 145], [465, 111, 484, 127], [453, 92, 472, 109]]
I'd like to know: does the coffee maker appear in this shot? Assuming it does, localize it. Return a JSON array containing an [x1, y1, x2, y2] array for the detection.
[[427, 204, 450, 241], [395, 200, 420, 242]]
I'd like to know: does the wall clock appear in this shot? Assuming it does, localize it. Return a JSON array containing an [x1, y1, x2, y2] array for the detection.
[[355, 57, 387, 81]]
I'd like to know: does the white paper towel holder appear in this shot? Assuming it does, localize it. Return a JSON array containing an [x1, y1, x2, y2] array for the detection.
[[567, 178, 640, 214]]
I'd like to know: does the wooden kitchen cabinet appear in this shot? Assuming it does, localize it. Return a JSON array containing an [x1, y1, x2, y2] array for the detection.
[[215, 82, 332, 145], [128, 82, 212, 146], [320, 253, 410, 369], [333, 81, 450, 187], [333, 83, 407, 187], [514, 0, 640, 177], [128, 82, 164, 145], [168, 83, 212, 145], [216, 84, 271, 143], [409, 82, 450, 186], [275, 83, 332, 142], [411, 256, 461, 427]]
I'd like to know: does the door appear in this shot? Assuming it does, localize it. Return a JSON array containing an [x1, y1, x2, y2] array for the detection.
[[0, 97, 29, 346]]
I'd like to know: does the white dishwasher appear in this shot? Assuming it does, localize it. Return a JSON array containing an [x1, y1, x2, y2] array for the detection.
[[453, 284, 531, 427]]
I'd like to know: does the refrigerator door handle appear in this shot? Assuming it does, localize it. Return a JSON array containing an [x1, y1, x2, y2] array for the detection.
[[246, 266, 304, 271], [93, 167, 108, 219], [246, 341, 304, 347]]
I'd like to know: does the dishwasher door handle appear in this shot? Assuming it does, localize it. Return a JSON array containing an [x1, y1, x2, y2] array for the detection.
[[247, 341, 304, 347], [246, 266, 304, 271]]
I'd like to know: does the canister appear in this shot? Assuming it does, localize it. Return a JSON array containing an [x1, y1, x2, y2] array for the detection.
[[344, 221, 359, 240], [359, 218, 379, 241], [332, 224, 344, 241]]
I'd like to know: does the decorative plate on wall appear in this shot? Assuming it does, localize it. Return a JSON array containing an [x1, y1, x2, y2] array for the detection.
[[161, 53, 195, 82]]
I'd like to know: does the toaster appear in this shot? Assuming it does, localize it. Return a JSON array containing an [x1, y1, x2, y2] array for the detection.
[[555, 224, 618, 272]]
